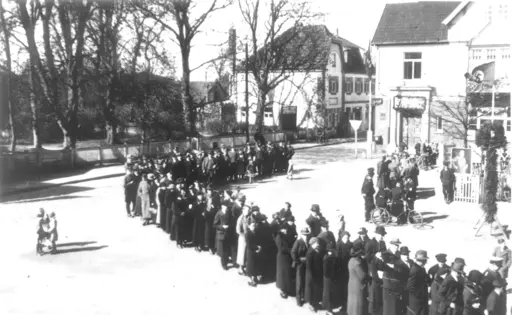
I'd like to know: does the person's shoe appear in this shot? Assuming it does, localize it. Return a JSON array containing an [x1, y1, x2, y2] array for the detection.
[[297, 301, 304, 307], [308, 305, 317, 312], [280, 292, 288, 299], [247, 281, 257, 287], [222, 265, 229, 271]]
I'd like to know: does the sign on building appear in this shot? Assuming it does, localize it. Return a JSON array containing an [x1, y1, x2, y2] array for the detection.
[[393, 96, 427, 111]]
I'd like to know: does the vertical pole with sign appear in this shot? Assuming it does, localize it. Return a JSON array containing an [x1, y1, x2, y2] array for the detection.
[[350, 120, 362, 157]]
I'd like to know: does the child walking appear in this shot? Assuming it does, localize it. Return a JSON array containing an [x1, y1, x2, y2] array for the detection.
[[47, 212, 58, 254], [36, 208, 49, 256]]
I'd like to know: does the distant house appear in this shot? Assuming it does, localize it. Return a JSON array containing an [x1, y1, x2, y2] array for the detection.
[[372, 1, 511, 148], [191, 78, 233, 132], [233, 25, 373, 136]]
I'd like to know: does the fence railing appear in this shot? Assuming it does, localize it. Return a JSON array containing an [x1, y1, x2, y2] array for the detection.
[[454, 173, 482, 203], [0, 132, 286, 175]]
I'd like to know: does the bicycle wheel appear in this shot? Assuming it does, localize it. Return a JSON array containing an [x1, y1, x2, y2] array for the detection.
[[408, 210, 423, 227], [371, 207, 390, 226]]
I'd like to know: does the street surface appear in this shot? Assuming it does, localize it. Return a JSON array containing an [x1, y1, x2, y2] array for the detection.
[[0, 142, 510, 315]]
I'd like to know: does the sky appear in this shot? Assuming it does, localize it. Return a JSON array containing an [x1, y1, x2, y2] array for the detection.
[[188, 0, 388, 81]]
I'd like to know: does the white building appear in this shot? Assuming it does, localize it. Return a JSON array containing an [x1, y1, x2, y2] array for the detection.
[[372, 1, 511, 148], [233, 25, 373, 136]]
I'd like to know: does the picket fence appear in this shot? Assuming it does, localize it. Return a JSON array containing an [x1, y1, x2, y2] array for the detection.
[[0, 132, 286, 174], [454, 173, 483, 203]]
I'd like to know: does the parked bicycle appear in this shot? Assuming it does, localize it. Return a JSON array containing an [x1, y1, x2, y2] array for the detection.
[[371, 199, 423, 228]]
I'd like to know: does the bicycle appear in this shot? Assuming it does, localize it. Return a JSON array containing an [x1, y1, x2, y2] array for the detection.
[[371, 200, 424, 228]]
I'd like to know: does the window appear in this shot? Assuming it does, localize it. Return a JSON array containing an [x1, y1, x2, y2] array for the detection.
[[364, 79, 369, 94], [486, 4, 493, 22], [371, 79, 376, 94], [501, 48, 510, 59], [355, 78, 363, 94], [486, 49, 496, 60], [264, 107, 273, 118], [471, 49, 482, 60], [403, 52, 422, 79], [354, 107, 362, 120], [345, 77, 353, 94], [486, 5, 509, 22], [436, 117, 443, 132], [329, 76, 339, 95], [329, 52, 337, 67]]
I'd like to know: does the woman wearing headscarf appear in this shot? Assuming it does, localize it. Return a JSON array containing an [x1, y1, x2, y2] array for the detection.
[[275, 218, 297, 299], [305, 237, 325, 312], [463, 270, 483, 315], [347, 241, 370, 315]]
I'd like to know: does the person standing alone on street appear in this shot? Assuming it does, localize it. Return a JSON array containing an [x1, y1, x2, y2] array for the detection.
[[362, 168, 376, 222], [440, 162, 455, 204]]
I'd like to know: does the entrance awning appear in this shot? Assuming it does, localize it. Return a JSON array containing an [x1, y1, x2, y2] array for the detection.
[[393, 96, 426, 118]]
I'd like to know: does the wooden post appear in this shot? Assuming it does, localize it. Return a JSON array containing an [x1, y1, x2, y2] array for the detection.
[[98, 146, 103, 166]]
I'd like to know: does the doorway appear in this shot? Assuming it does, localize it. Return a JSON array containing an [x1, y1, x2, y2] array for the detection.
[[400, 114, 422, 148]]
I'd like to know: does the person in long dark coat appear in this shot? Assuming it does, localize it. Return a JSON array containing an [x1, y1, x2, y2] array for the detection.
[[430, 267, 449, 315], [438, 263, 465, 315], [406, 250, 430, 315], [123, 169, 138, 217], [323, 242, 338, 314], [337, 231, 353, 311], [191, 194, 206, 251], [275, 224, 296, 298], [245, 222, 260, 287], [463, 270, 483, 315], [292, 227, 310, 307], [213, 202, 231, 270], [156, 182, 167, 229], [305, 237, 325, 312], [306, 204, 323, 237], [347, 241, 370, 315], [204, 189, 217, 254], [428, 253, 449, 284], [172, 189, 188, 248]]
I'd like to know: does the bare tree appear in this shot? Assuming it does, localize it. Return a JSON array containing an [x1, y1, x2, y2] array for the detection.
[[17, 0, 93, 149], [0, 2, 16, 152], [430, 95, 486, 148], [238, 0, 326, 130], [135, 0, 232, 135]]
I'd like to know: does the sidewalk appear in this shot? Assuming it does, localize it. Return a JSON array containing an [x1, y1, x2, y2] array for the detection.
[[0, 138, 356, 198]]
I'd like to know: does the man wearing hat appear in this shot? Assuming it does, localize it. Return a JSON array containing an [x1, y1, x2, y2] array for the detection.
[[393, 246, 413, 315], [292, 227, 311, 307], [366, 226, 388, 261], [367, 226, 387, 315], [406, 250, 429, 315], [492, 238, 511, 279], [438, 262, 465, 315], [389, 238, 401, 256], [481, 257, 504, 305], [440, 162, 455, 204], [306, 204, 323, 237], [353, 227, 370, 251], [123, 168, 139, 217], [428, 253, 449, 284], [431, 267, 450, 315], [213, 201, 232, 270], [362, 167, 376, 222], [485, 278, 507, 315], [318, 218, 336, 247], [374, 249, 402, 315]]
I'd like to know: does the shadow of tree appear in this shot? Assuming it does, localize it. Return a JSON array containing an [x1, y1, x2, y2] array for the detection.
[[0, 185, 95, 204]]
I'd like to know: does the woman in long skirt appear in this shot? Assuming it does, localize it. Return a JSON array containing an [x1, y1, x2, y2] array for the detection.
[[138, 174, 152, 226], [245, 222, 260, 287], [275, 224, 296, 298], [236, 205, 250, 274]]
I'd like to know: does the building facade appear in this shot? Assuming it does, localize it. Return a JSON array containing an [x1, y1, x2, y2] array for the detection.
[[233, 25, 373, 136], [372, 1, 511, 148]]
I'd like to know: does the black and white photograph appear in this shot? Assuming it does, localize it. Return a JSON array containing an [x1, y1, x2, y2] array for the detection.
[[0, 1, 511, 315]]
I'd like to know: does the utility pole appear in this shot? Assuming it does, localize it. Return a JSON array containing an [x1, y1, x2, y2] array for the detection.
[[367, 78, 373, 158], [245, 43, 249, 142]]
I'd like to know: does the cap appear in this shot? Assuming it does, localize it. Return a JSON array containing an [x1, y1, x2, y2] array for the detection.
[[454, 257, 466, 266], [358, 227, 368, 235], [368, 167, 375, 173], [310, 204, 320, 212]]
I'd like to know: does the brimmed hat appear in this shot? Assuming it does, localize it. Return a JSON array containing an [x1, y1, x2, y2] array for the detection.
[[340, 231, 351, 239], [453, 257, 466, 266], [399, 246, 410, 255], [375, 226, 387, 236], [493, 278, 507, 288], [435, 253, 447, 263], [368, 167, 375, 173], [467, 270, 483, 284], [300, 227, 311, 235], [310, 204, 321, 212], [452, 262, 464, 273], [415, 250, 429, 261], [358, 227, 368, 235], [390, 238, 401, 245]]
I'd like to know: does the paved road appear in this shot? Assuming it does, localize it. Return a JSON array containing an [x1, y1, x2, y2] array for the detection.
[[0, 144, 510, 315]]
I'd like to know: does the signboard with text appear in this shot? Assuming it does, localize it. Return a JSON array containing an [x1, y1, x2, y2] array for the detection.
[[393, 96, 426, 111]]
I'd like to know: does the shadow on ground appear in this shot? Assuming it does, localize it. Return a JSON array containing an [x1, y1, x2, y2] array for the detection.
[[52, 245, 108, 255], [416, 188, 436, 200], [0, 185, 95, 204], [421, 213, 449, 224]]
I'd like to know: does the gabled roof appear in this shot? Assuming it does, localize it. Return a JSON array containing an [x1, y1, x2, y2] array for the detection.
[[372, 1, 460, 45], [442, 0, 470, 25]]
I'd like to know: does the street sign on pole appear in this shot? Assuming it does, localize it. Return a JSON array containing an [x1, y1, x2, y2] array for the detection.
[[350, 120, 362, 157]]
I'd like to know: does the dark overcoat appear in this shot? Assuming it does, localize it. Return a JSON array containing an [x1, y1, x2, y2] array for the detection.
[[291, 238, 309, 302], [245, 230, 260, 277], [191, 200, 206, 247], [336, 240, 352, 308], [305, 248, 324, 306], [275, 232, 295, 295], [462, 282, 483, 315], [406, 262, 429, 315], [430, 276, 444, 315], [438, 274, 465, 315], [322, 253, 338, 311], [213, 210, 231, 257]]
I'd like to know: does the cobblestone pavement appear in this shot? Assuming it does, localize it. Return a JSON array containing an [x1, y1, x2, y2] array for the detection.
[[1, 145, 510, 315]]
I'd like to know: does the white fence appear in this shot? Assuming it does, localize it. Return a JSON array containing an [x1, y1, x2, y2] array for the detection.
[[0, 132, 286, 173], [454, 173, 482, 203]]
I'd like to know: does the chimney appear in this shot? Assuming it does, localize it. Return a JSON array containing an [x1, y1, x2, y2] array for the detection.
[[336, 28, 339, 36]]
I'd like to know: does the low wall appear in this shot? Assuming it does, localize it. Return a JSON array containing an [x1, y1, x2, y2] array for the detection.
[[0, 133, 286, 179]]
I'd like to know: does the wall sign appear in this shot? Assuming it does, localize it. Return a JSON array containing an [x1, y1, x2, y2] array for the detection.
[[393, 96, 427, 111]]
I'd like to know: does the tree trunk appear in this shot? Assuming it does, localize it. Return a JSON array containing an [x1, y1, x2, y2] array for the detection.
[[255, 91, 267, 131], [28, 61, 41, 149], [181, 48, 196, 135], [0, 3, 16, 152]]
